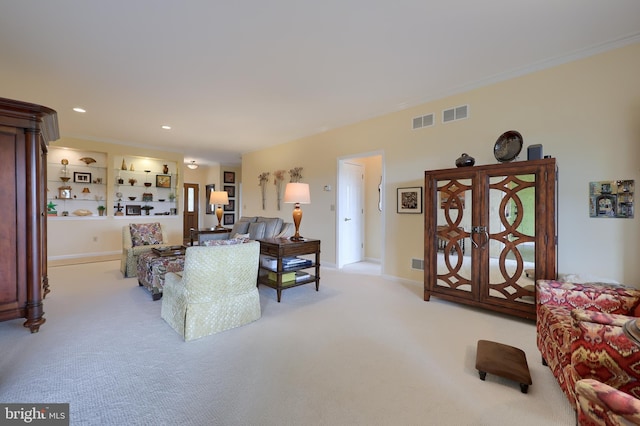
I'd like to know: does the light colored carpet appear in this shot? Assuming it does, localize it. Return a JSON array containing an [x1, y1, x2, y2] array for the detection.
[[0, 260, 574, 425]]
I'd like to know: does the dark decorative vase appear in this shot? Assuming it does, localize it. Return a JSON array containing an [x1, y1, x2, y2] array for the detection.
[[163, 164, 169, 174], [455, 153, 475, 167]]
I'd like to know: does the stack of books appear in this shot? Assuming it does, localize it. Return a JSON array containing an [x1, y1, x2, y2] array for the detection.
[[261, 256, 313, 270]]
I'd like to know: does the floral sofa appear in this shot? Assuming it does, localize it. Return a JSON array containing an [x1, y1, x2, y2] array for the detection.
[[536, 280, 640, 408], [576, 379, 640, 425]]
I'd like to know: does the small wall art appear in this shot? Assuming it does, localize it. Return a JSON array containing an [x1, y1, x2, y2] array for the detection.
[[589, 180, 634, 218], [397, 186, 423, 214], [224, 171, 235, 184]]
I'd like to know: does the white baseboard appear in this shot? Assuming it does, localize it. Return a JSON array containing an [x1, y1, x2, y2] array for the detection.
[[48, 251, 120, 267]]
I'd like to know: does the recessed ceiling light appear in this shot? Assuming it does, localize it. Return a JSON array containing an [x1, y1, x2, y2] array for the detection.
[[73, 107, 86, 113], [161, 125, 171, 130]]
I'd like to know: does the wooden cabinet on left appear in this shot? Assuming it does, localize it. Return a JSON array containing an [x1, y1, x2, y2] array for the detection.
[[0, 97, 59, 332]]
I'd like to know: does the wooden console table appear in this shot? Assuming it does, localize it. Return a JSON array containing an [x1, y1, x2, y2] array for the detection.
[[257, 238, 320, 302]]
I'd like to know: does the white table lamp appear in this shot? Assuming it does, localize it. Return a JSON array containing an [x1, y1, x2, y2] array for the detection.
[[209, 191, 229, 229], [283, 183, 310, 241]]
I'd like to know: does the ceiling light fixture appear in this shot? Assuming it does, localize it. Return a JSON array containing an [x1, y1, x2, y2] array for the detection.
[[187, 161, 198, 170], [73, 107, 86, 113], [161, 125, 171, 130]]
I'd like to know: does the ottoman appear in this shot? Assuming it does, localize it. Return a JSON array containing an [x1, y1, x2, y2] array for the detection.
[[137, 251, 185, 300]]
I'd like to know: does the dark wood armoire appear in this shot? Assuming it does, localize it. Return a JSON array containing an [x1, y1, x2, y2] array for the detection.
[[0, 98, 59, 332], [424, 158, 557, 320]]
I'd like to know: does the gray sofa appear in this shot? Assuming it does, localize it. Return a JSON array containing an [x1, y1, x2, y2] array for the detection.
[[197, 216, 294, 245]]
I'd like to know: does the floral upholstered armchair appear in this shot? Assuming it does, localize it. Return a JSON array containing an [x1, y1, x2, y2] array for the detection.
[[120, 222, 170, 277], [160, 241, 261, 341], [536, 280, 640, 408], [576, 379, 640, 425]]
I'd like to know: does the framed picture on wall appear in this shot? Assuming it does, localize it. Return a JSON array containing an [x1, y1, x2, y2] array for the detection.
[[223, 199, 235, 212], [223, 171, 235, 184], [223, 213, 235, 225], [205, 184, 215, 214], [397, 186, 422, 214], [223, 185, 235, 198]]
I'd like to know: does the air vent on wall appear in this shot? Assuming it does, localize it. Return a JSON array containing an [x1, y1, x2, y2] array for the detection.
[[412, 113, 434, 130], [442, 104, 469, 123], [411, 258, 424, 270]]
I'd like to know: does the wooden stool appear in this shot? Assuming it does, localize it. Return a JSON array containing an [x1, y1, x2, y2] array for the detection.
[[475, 339, 532, 393]]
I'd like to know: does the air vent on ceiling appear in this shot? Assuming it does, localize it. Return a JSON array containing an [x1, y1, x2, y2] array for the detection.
[[442, 104, 469, 123], [412, 113, 434, 130], [411, 258, 424, 270]]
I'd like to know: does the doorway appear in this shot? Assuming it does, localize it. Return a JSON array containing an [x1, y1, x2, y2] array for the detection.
[[183, 183, 199, 240], [337, 152, 384, 271]]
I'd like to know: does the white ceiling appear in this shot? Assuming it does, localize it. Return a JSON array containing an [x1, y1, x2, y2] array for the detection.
[[1, 1, 639, 165]]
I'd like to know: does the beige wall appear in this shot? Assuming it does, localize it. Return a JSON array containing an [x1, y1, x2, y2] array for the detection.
[[242, 42, 640, 284]]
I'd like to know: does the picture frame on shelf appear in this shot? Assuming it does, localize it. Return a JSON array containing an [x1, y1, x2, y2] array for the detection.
[[223, 185, 235, 198], [397, 186, 423, 214], [205, 184, 215, 215], [58, 186, 72, 199], [223, 171, 235, 184], [223, 199, 235, 212], [74, 172, 91, 183], [223, 213, 235, 225], [156, 174, 171, 188], [126, 205, 141, 216]]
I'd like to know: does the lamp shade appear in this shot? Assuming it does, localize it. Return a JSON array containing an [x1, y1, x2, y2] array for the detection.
[[209, 191, 229, 205], [283, 183, 310, 204]]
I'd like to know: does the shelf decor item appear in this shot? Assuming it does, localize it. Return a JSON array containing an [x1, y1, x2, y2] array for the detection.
[[455, 153, 475, 167], [121, 158, 127, 170], [284, 182, 311, 241], [494, 130, 523, 163], [79, 157, 96, 165]]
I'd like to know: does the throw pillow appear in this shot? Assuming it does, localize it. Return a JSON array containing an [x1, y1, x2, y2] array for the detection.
[[129, 222, 163, 247], [203, 238, 245, 246], [233, 233, 250, 240], [230, 220, 250, 235], [248, 222, 266, 239], [275, 223, 295, 239]]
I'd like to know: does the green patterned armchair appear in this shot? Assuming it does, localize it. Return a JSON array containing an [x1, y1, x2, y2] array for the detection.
[[160, 241, 261, 341]]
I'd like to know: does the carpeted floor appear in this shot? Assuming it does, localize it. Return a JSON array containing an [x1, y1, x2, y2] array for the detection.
[[0, 260, 574, 425]]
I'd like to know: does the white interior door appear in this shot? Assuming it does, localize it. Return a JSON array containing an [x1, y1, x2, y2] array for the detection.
[[338, 161, 364, 267]]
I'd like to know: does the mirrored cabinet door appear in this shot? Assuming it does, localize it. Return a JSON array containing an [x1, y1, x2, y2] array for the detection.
[[424, 158, 556, 320]]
